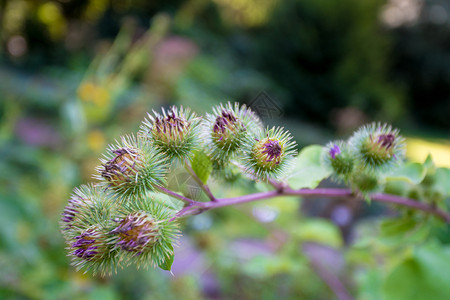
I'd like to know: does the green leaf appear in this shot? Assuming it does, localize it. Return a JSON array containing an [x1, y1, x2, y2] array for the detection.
[[287, 145, 331, 189], [158, 244, 175, 272], [435, 168, 450, 196], [385, 162, 426, 184], [356, 269, 384, 300], [190, 150, 212, 184], [423, 154, 434, 170], [292, 219, 342, 248], [380, 217, 418, 237], [383, 244, 450, 300]]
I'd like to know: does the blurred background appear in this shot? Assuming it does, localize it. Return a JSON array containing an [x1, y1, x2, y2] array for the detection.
[[0, 0, 449, 299]]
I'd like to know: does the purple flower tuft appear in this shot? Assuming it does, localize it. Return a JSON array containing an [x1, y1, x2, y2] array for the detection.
[[61, 194, 90, 230], [153, 107, 189, 141], [261, 139, 282, 163], [329, 144, 341, 159], [101, 147, 141, 186], [213, 109, 241, 137], [111, 213, 159, 253], [71, 230, 99, 260], [377, 133, 395, 150]]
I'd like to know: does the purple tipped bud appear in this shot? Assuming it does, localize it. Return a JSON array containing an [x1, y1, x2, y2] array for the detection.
[[71, 229, 100, 260], [254, 137, 284, 170], [61, 192, 91, 230], [329, 144, 341, 159], [101, 147, 141, 186], [348, 123, 405, 171], [377, 133, 395, 150], [111, 213, 160, 253], [212, 109, 245, 147], [261, 140, 282, 163], [152, 107, 190, 143]]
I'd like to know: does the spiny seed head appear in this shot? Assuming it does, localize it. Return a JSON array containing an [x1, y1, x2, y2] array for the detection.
[[213, 109, 244, 147], [111, 212, 160, 253], [61, 185, 118, 275], [153, 108, 189, 144], [350, 167, 382, 196], [140, 106, 200, 161], [242, 127, 297, 181], [348, 123, 405, 172], [95, 134, 169, 200], [203, 102, 263, 161], [322, 141, 355, 183], [60, 184, 115, 236], [67, 223, 119, 276], [101, 147, 142, 187], [112, 199, 180, 268]]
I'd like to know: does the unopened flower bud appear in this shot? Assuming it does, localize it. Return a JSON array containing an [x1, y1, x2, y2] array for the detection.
[[101, 148, 142, 187], [140, 106, 200, 161], [67, 223, 116, 275], [349, 123, 405, 171], [60, 184, 106, 233], [243, 127, 297, 180], [204, 102, 263, 161], [111, 212, 160, 253], [323, 141, 355, 182], [111, 200, 180, 267], [95, 135, 169, 199]]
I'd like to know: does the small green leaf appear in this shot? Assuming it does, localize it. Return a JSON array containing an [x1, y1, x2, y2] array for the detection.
[[435, 168, 450, 196], [380, 217, 417, 237], [385, 162, 426, 184], [287, 145, 331, 189], [158, 244, 175, 272], [383, 244, 450, 300], [191, 150, 212, 184], [423, 154, 434, 170], [292, 219, 342, 248]]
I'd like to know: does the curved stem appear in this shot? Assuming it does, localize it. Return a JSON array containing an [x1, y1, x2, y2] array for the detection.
[[180, 188, 450, 223], [371, 193, 450, 223], [155, 185, 195, 204]]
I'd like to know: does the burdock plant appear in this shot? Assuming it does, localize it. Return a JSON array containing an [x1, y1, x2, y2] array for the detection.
[[242, 126, 297, 181], [348, 123, 405, 172], [95, 134, 169, 200], [203, 102, 263, 161], [61, 102, 450, 276], [322, 141, 355, 183], [139, 106, 200, 162]]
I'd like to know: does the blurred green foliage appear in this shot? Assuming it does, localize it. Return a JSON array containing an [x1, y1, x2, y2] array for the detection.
[[0, 0, 449, 299]]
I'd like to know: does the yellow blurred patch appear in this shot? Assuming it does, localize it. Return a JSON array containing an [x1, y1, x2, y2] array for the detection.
[[92, 86, 111, 108], [406, 137, 450, 167], [78, 82, 111, 108], [87, 130, 106, 152], [213, 0, 277, 27], [37, 2, 66, 39], [78, 82, 96, 102]]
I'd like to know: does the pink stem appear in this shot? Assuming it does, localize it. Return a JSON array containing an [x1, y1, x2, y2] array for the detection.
[[185, 188, 450, 223]]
